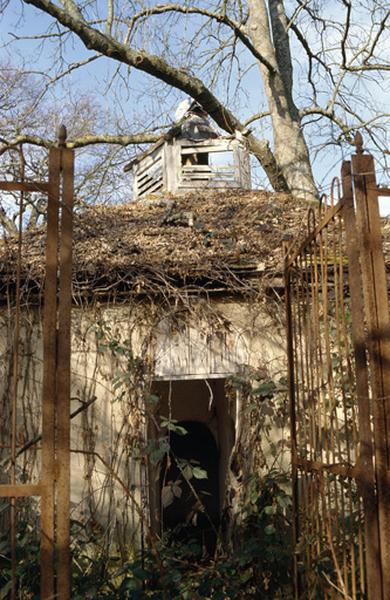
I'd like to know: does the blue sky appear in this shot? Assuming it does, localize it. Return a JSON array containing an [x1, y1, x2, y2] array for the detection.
[[0, 0, 389, 211]]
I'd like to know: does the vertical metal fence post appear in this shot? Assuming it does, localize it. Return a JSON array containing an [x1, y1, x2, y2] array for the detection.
[[352, 133, 390, 599], [0, 126, 73, 599], [41, 145, 61, 599], [284, 242, 299, 600], [40, 126, 73, 599], [341, 160, 383, 599], [56, 129, 73, 600]]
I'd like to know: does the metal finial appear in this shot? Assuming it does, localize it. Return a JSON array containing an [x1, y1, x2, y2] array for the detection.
[[58, 124, 67, 148], [354, 131, 363, 155]]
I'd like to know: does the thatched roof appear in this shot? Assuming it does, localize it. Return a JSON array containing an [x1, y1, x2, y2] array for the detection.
[[0, 190, 316, 300]]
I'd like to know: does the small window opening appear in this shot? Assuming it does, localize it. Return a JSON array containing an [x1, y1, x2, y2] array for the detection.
[[181, 152, 209, 166]]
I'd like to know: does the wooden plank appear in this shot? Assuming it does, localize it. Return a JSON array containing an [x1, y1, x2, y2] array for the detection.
[[178, 181, 239, 190], [138, 176, 163, 196], [0, 484, 43, 497], [138, 168, 163, 188], [352, 152, 390, 599], [136, 151, 162, 177], [0, 181, 49, 192], [181, 172, 235, 181], [241, 146, 251, 189], [40, 147, 60, 600], [133, 163, 139, 200], [56, 147, 73, 600], [138, 168, 162, 187], [180, 139, 233, 152], [182, 165, 213, 172], [341, 160, 383, 600], [232, 139, 241, 184], [137, 158, 162, 182]]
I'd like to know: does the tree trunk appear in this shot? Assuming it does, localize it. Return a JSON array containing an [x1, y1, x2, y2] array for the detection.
[[248, 0, 318, 200]]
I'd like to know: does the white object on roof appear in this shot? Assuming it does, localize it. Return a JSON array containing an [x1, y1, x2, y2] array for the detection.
[[175, 99, 191, 122]]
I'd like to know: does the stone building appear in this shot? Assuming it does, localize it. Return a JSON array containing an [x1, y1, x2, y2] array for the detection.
[[0, 106, 311, 548]]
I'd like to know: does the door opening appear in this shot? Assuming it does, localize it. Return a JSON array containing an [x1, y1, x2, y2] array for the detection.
[[160, 420, 220, 555]]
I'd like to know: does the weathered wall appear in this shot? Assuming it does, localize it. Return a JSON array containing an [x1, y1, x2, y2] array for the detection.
[[0, 297, 287, 545]]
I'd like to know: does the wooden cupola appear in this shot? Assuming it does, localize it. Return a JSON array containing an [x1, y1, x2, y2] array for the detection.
[[125, 101, 251, 200]]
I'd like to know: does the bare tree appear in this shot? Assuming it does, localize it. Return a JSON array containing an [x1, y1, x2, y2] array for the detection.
[[1, 1, 389, 199], [0, 63, 155, 230]]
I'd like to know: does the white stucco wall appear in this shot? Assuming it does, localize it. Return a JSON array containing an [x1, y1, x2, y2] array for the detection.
[[0, 298, 286, 542]]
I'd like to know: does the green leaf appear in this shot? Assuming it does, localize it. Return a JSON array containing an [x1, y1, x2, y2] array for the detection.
[[192, 467, 207, 479], [172, 482, 182, 498], [160, 418, 187, 436], [276, 494, 291, 509], [265, 524, 276, 535], [182, 464, 193, 480], [253, 381, 277, 398], [161, 485, 174, 508], [146, 394, 159, 407], [0, 581, 13, 600], [264, 505, 275, 515]]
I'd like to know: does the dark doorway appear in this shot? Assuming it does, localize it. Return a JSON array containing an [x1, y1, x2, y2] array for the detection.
[[161, 420, 220, 555]]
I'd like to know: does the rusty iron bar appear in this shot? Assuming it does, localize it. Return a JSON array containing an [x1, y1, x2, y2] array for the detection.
[[285, 200, 344, 269], [0, 181, 49, 192], [0, 484, 43, 497], [351, 143, 390, 599], [341, 160, 382, 599], [40, 144, 60, 599], [284, 241, 299, 600], [14, 396, 97, 458], [286, 162, 369, 597], [10, 169, 24, 600], [0, 126, 74, 599], [56, 141, 73, 600], [285, 136, 390, 598]]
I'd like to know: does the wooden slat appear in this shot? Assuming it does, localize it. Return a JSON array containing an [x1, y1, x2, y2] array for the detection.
[[138, 169, 163, 189], [137, 160, 162, 183], [181, 173, 235, 181], [56, 148, 73, 600], [182, 165, 213, 172], [138, 168, 162, 186], [180, 140, 233, 152], [178, 181, 239, 190], [138, 175, 163, 196], [0, 181, 49, 192], [40, 147, 60, 599], [0, 484, 43, 497], [164, 143, 180, 194], [136, 152, 162, 177]]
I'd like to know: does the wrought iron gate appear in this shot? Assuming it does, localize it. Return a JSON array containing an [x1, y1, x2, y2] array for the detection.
[[0, 127, 73, 599], [285, 135, 390, 599]]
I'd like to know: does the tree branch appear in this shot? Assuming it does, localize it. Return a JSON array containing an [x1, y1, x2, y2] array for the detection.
[[0, 132, 161, 152], [363, 10, 390, 65], [243, 111, 271, 127], [340, 0, 352, 69], [60, 0, 83, 21], [269, 0, 293, 97], [22, 0, 288, 191], [125, 4, 276, 74]]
